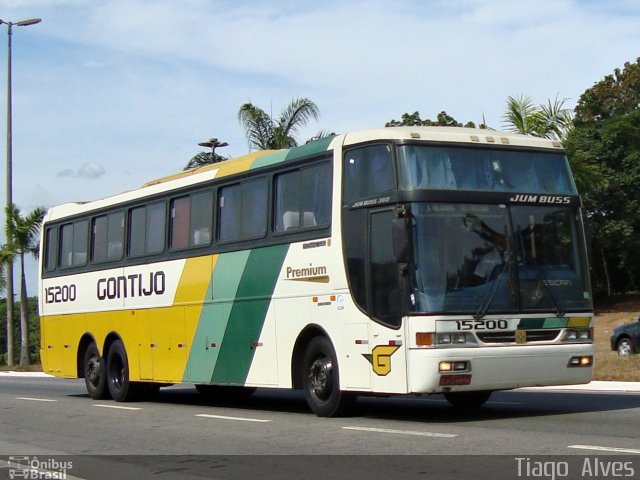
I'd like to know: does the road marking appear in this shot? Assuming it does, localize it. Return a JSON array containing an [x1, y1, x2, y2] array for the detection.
[[0, 371, 53, 377], [195, 413, 272, 423], [568, 445, 640, 454], [93, 404, 142, 411], [16, 397, 57, 402], [342, 426, 457, 438]]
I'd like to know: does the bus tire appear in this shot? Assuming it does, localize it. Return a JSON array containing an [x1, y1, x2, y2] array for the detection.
[[106, 339, 142, 402], [444, 391, 492, 409], [302, 336, 354, 417], [83, 342, 108, 400]]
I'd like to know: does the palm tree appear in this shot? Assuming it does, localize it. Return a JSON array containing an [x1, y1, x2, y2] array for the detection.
[[1, 205, 46, 365], [502, 94, 573, 141], [503, 94, 601, 194], [238, 97, 320, 151]]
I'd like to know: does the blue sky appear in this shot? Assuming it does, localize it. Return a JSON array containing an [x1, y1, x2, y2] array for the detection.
[[0, 0, 639, 295]]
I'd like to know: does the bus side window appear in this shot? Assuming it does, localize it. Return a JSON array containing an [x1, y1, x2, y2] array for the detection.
[[242, 179, 268, 238], [190, 191, 213, 247], [170, 192, 212, 249], [170, 196, 191, 250], [343, 144, 393, 204], [219, 179, 267, 242], [44, 226, 57, 271], [60, 220, 89, 268], [219, 184, 242, 242], [275, 161, 331, 233], [92, 211, 124, 263], [128, 202, 166, 257]]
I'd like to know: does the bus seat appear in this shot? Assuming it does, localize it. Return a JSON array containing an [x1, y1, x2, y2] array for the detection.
[[283, 211, 299, 230], [193, 228, 210, 246], [108, 242, 123, 259], [303, 211, 317, 227]]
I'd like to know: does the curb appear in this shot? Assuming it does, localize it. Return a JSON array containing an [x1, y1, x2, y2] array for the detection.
[[520, 381, 640, 393]]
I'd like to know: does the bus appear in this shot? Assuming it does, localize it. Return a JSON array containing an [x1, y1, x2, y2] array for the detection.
[[39, 127, 594, 416]]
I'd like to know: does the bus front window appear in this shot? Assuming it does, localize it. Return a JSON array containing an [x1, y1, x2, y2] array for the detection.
[[410, 203, 591, 315]]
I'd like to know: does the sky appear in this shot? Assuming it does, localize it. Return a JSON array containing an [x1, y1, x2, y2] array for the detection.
[[0, 0, 639, 296]]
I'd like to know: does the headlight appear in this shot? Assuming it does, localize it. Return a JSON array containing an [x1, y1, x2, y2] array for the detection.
[[562, 328, 592, 342]]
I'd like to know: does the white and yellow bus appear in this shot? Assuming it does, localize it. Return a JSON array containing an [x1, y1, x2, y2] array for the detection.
[[39, 127, 594, 416]]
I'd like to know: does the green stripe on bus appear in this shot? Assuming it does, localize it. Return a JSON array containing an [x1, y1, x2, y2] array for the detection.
[[184, 250, 251, 383], [251, 150, 289, 169], [211, 244, 289, 384], [284, 136, 335, 161]]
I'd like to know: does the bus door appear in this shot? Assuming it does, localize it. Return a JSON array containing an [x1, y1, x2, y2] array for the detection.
[[366, 208, 408, 394]]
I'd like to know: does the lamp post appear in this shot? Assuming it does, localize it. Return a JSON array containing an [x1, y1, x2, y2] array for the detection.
[[0, 17, 41, 366]]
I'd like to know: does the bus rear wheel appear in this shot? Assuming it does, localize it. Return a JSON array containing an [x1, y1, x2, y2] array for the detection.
[[444, 391, 492, 409], [106, 339, 143, 402], [302, 336, 354, 417], [83, 342, 108, 399]]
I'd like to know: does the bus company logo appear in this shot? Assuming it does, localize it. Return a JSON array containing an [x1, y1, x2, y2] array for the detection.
[[96, 271, 166, 300], [285, 264, 329, 283], [8, 456, 73, 479], [509, 194, 571, 205], [363, 345, 400, 376]]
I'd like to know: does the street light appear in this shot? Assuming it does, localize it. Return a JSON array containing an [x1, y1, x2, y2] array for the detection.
[[0, 17, 41, 366]]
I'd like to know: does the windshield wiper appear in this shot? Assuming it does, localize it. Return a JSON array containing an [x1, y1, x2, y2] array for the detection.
[[473, 253, 510, 320]]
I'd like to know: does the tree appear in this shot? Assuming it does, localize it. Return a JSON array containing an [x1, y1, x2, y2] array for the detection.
[[1, 205, 46, 365], [385, 110, 479, 128], [238, 97, 320, 151], [502, 94, 573, 141], [184, 138, 230, 170], [565, 58, 640, 296], [502, 94, 601, 194]]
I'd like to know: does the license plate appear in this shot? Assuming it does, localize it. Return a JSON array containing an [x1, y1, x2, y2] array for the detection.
[[439, 374, 472, 386]]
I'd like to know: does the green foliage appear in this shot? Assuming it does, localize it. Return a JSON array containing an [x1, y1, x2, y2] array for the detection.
[[386, 110, 478, 128], [566, 58, 640, 296], [0, 297, 40, 364], [574, 58, 640, 125], [502, 94, 573, 141], [1, 204, 46, 365], [183, 152, 229, 170], [238, 97, 320, 151]]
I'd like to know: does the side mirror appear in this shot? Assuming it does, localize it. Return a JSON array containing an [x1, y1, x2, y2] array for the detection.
[[392, 205, 411, 263]]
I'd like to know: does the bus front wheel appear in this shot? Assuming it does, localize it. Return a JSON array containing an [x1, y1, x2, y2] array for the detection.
[[302, 336, 354, 417], [106, 339, 142, 402], [444, 391, 492, 409], [83, 342, 108, 399]]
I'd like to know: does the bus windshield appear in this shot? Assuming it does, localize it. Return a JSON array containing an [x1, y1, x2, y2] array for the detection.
[[410, 203, 592, 315], [397, 145, 576, 195]]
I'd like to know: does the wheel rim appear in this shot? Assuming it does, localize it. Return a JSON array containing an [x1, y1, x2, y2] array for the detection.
[[308, 355, 333, 402], [109, 355, 125, 391], [86, 355, 101, 385], [618, 340, 632, 357]]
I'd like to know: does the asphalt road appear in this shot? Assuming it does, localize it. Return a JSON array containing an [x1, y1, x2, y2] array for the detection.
[[1, 375, 639, 479]]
